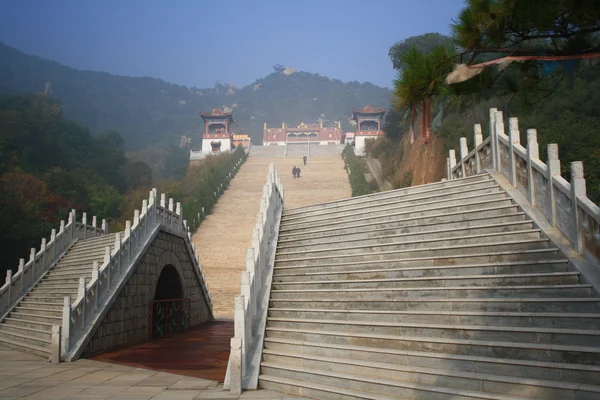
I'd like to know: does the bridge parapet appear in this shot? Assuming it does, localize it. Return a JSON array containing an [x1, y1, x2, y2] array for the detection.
[[62, 188, 212, 361], [0, 211, 107, 322], [448, 107, 600, 267]]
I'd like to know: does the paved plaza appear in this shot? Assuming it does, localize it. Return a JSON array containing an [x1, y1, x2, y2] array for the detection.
[[0, 347, 307, 400]]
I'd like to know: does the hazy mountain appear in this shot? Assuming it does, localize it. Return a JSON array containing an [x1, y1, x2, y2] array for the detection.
[[0, 42, 391, 149]]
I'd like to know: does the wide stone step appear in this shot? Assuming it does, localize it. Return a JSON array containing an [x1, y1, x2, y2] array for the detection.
[[18, 301, 64, 310], [4, 316, 57, 331], [284, 174, 492, 215], [269, 284, 593, 300], [9, 311, 62, 322], [275, 230, 544, 259], [262, 351, 600, 400], [42, 275, 91, 283], [273, 260, 570, 282], [45, 269, 93, 279], [266, 317, 600, 347], [53, 256, 104, 268], [274, 240, 554, 267], [32, 287, 79, 295], [281, 195, 512, 231], [271, 272, 580, 291], [0, 330, 51, 358], [260, 364, 525, 400], [63, 244, 112, 257], [268, 298, 600, 313], [265, 327, 600, 365], [282, 181, 502, 223], [278, 204, 526, 243], [277, 220, 534, 249], [25, 295, 68, 304], [274, 248, 563, 274], [263, 337, 600, 386], [14, 306, 63, 318], [267, 309, 600, 329]]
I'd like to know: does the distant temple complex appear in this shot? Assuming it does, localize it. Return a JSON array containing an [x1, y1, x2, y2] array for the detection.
[[190, 108, 250, 161], [352, 105, 385, 156], [263, 121, 342, 146]]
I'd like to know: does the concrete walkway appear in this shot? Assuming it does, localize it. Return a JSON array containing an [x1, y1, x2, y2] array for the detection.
[[0, 347, 307, 399], [192, 155, 350, 318]]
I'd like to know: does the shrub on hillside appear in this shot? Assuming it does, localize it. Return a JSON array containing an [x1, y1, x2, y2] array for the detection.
[[341, 145, 372, 197]]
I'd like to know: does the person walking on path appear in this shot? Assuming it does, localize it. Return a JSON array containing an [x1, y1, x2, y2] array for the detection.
[[296, 167, 301, 178], [303, 155, 307, 166], [292, 166, 298, 178]]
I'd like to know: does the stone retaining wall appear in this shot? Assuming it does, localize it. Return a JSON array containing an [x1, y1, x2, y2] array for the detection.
[[83, 231, 211, 356]]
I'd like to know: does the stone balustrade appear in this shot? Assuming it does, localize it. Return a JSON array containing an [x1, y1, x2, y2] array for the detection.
[[228, 162, 284, 394], [448, 107, 600, 265], [0, 211, 107, 320]]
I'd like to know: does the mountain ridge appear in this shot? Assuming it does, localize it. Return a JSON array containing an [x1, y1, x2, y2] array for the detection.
[[0, 42, 391, 149]]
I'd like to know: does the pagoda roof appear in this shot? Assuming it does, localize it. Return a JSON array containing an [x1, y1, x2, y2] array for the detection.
[[199, 108, 234, 120], [352, 104, 386, 119]]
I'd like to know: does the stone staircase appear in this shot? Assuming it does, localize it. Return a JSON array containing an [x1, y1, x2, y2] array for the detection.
[[0, 234, 115, 358], [259, 174, 600, 399]]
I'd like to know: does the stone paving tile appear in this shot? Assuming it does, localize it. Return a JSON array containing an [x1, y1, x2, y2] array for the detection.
[[169, 378, 215, 390], [19, 385, 85, 400], [107, 386, 165, 399], [151, 390, 203, 400]]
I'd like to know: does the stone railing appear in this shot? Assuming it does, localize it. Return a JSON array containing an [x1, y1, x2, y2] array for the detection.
[[447, 107, 600, 265], [62, 189, 212, 361], [228, 162, 284, 394], [0, 211, 107, 320]]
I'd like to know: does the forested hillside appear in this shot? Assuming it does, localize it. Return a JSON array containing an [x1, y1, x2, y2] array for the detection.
[[0, 42, 391, 152], [0, 93, 152, 277]]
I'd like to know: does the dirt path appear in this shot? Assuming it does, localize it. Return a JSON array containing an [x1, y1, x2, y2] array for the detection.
[[191, 155, 351, 318]]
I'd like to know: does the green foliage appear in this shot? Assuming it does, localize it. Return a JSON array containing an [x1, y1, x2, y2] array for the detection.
[[389, 33, 455, 71], [0, 93, 133, 278], [449, 0, 600, 104], [341, 145, 372, 197]]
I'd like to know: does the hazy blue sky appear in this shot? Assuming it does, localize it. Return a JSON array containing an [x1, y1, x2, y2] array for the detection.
[[0, 0, 465, 89]]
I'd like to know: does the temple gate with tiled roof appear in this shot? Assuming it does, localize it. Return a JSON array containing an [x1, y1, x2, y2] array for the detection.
[[352, 104, 385, 156]]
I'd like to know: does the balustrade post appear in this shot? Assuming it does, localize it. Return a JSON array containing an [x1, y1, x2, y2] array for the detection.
[[71, 209, 76, 240], [474, 124, 483, 173], [446, 158, 451, 180], [168, 198, 174, 230], [125, 221, 132, 261], [508, 117, 520, 187], [526, 129, 539, 206], [78, 277, 86, 329], [92, 215, 97, 230], [494, 111, 505, 175], [51, 325, 61, 364], [61, 296, 71, 353], [102, 219, 108, 235], [92, 262, 99, 311], [489, 108, 498, 170], [5, 270, 12, 306], [82, 213, 87, 240], [51, 229, 56, 260], [60, 220, 65, 250], [240, 271, 252, 345], [114, 232, 122, 275], [449, 150, 457, 179], [30, 248, 36, 279], [547, 144, 561, 227], [142, 200, 148, 236], [40, 238, 47, 271], [18, 260, 24, 294], [160, 194, 166, 208], [571, 161, 587, 254], [104, 246, 111, 288], [234, 295, 246, 377], [230, 337, 242, 395], [459, 137, 468, 178]]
